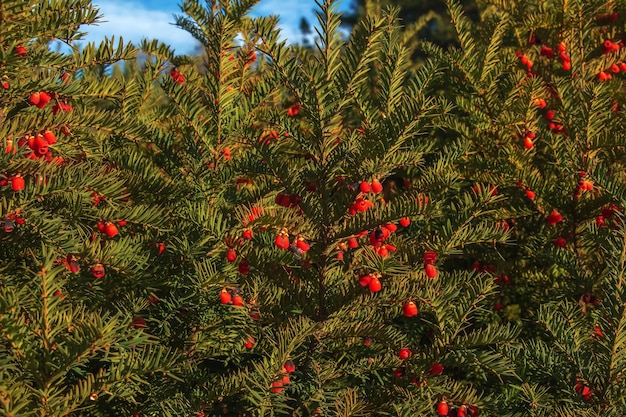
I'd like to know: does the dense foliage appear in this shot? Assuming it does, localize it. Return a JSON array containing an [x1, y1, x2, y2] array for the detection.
[[1, 0, 626, 416]]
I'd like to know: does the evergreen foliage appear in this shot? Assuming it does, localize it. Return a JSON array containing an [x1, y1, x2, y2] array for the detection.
[[1, 0, 626, 416]]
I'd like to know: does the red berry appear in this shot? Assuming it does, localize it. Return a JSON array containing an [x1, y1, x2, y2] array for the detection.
[[368, 276, 382, 292], [39, 92, 51, 105], [423, 250, 437, 264], [545, 109, 555, 120], [103, 222, 118, 237], [468, 405, 479, 417], [220, 289, 232, 304], [370, 179, 383, 194], [232, 294, 244, 306], [33, 135, 48, 156], [523, 136, 534, 150], [296, 238, 310, 252], [132, 316, 147, 329], [91, 263, 105, 279], [398, 348, 412, 360], [402, 301, 418, 317], [226, 248, 237, 263], [554, 236, 567, 248], [244, 336, 255, 349], [358, 274, 372, 287], [275, 233, 290, 249], [15, 45, 27, 57], [284, 360, 296, 373], [425, 263, 438, 278], [347, 237, 359, 249], [429, 362, 444, 375], [359, 181, 371, 193], [10, 175, 25, 192], [242, 229, 253, 239], [238, 261, 250, 275], [525, 189, 536, 200], [271, 380, 283, 393], [29, 92, 41, 105], [437, 400, 449, 416], [399, 217, 410, 227], [458, 405, 468, 417], [547, 209, 563, 226]]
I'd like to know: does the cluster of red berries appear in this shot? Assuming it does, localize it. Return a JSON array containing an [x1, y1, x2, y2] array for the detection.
[[169, 68, 185, 84], [437, 400, 479, 417], [2, 211, 24, 232], [546, 208, 563, 226], [275, 191, 301, 208], [287, 102, 300, 117], [55, 254, 107, 279], [596, 204, 623, 228], [96, 220, 120, 238], [1, 174, 25, 192], [358, 271, 382, 292], [574, 380, 593, 402], [219, 288, 245, 306], [271, 360, 296, 393]]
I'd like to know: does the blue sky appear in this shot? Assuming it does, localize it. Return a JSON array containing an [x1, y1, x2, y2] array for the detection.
[[80, 0, 353, 54]]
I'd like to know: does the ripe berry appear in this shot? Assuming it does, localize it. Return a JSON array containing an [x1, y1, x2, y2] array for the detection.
[[398, 348, 412, 360], [402, 301, 418, 317], [244, 336, 255, 349], [271, 380, 283, 393], [242, 229, 253, 240], [42, 131, 56, 145], [399, 217, 410, 227], [132, 316, 147, 329], [425, 263, 438, 278], [358, 274, 372, 287], [220, 289, 232, 304], [29, 92, 41, 105], [226, 248, 237, 263], [34, 135, 48, 155], [525, 189, 536, 199], [275, 233, 290, 249], [368, 276, 382, 292], [238, 261, 250, 275], [429, 362, 444, 375], [458, 405, 468, 417], [10, 175, 25, 192], [232, 294, 244, 306], [15, 45, 27, 56], [437, 400, 449, 416], [523, 136, 534, 150], [91, 264, 105, 279], [35, 92, 51, 109], [296, 237, 310, 252], [347, 237, 359, 249], [423, 250, 437, 264], [554, 236, 567, 248], [359, 181, 371, 193], [103, 222, 118, 237], [371, 179, 383, 194], [284, 360, 296, 373], [547, 209, 563, 226]]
